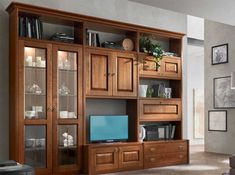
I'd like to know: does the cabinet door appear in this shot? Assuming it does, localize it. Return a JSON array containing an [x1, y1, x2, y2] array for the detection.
[[19, 40, 53, 175], [86, 49, 113, 96], [139, 55, 162, 78], [139, 99, 182, 121], [119, 145, 143, 170], [161, 57, 181, 79], [112, 52, 137, 97], [90, 147, 119, 174], [52, 45, 82, 173]]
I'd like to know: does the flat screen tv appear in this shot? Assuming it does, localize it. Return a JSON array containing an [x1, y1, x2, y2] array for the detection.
[[90, 115, 128, 143]]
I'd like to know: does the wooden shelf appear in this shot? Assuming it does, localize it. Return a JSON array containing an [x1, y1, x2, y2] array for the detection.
[[138, 97, 181, 100], [19, 37, 83, 47], [85, 45, 137, 54]]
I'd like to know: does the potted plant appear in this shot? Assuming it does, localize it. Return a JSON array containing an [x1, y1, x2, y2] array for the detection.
[[139, 36, 164, 69]]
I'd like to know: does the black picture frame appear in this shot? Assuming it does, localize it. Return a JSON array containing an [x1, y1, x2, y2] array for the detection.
[[211, 43, 228, 65], [208, 110, 227, 132], [213, 76, 235, 109]]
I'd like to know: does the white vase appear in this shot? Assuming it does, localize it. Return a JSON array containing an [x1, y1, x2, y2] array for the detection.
[[139, 125, 146, 142], [139, 85, 148, 97]]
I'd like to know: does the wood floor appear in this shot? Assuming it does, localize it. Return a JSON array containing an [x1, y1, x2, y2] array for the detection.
[[108, 145, 231, 175]]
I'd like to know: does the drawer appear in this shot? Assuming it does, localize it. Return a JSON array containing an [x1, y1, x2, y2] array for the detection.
[[144, 141, 187, 155], [139, 99, 182, 121], [144, 152, 188, 168]]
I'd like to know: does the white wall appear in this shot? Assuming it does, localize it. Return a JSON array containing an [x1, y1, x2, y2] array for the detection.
[[0, 0, 187, 160], [187, 15, 204, 40], [186, 16, 205, 145], [204, 20, 235, 154]]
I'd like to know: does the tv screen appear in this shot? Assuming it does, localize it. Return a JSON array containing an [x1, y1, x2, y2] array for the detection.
[[90, 115, 128, 142]]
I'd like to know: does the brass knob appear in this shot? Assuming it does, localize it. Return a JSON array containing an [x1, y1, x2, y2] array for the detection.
[[179, 154, 184, 159], [150, 148, 155, 152], [150, 158, 155, 162]]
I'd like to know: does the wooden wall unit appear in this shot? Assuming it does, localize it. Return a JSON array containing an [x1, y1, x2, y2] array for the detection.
[[7, 2, 188, 175]]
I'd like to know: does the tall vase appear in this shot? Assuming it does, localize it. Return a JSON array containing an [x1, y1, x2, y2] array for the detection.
[[139, 85, 148, 97]]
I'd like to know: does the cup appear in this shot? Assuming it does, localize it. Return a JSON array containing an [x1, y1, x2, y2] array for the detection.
[[25, 111, 36, 119], [68, 112, 76, 118], [35, 138, 45, 147], [25, 138, 36, 148], [60, 111, 68, 118]]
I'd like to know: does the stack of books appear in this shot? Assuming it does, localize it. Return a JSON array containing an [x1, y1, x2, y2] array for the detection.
[[19, 16, 43, 39], [144, 124, 176, 141], [86, 30, 100, 47], [50, 33, 74, 43]]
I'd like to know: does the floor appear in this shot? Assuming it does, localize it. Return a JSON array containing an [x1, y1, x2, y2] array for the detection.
[[108, 145, 231, 175]]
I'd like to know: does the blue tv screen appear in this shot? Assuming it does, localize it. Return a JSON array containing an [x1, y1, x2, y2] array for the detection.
[[90, 115, 128, 142]]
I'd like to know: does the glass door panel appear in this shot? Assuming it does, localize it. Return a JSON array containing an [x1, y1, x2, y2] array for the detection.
[[57, 51, 78, 119], [24, 47, 47, 119], [58, 125, 78, 165], [25, 125, 46, 168]]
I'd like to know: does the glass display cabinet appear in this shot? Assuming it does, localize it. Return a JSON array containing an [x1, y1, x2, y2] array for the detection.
[[19, 41, 82, 174]]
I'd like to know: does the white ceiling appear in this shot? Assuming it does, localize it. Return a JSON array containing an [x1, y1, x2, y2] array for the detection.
[[129, 0, 235, 26]]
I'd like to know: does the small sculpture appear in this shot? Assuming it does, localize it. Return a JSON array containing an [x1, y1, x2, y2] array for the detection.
[[62, 132, 74, 147]]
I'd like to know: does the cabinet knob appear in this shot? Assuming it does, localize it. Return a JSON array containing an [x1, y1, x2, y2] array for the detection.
[[111, 73, 115, 76], [114, 148, 118, 152], [150, 158, 155, 162], [150, 148, 155, 152], [178, 145, 184, 150], [104, 73, 111, 76], [179, 154, 184, 159]]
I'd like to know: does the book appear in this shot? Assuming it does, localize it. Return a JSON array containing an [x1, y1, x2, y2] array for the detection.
[[171, 125, 176, 139]]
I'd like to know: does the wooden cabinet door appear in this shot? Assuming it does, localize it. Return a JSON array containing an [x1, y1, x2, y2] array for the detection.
[[161, 57, 181, 79], [52, 45, 82, 174], [139, 99, 182, 121], [86, 49, 113, 96], [119, 145, 143, 170], [112, 52, 137, 97], [91, 147, 119, 174], [138, 54, 162, 78], [18, 40, 53, 175]]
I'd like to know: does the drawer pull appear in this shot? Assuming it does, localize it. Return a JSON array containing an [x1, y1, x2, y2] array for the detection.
[[178, 145, 184, 150], [150, 158, 156, 162], [150, 148, 156, 152]]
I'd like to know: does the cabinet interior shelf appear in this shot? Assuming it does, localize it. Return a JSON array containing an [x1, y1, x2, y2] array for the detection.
[[25, 66, 46, 70], [25, 93, 46, 96], [25, 147, 46, 151], [59, 69, 77, 72]]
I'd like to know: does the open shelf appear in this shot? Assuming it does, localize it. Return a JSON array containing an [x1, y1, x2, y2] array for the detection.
[[18, 12, 83, 44], [85, 22, 137, 51]]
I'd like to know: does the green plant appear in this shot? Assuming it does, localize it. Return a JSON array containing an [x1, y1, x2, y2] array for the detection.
[[139, 36, 164, 69]]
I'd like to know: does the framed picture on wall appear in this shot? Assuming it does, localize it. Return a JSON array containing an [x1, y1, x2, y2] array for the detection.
[[208, 110, 227, 132], [211, 43, 228, 65], [214, 76, 235, 108]]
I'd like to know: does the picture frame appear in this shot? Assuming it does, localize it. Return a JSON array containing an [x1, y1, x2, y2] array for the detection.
[[208, 110, 227, 132], [214, 76, 235, 108], [157, 126, 166, 140], [211, 43, 228, 65]]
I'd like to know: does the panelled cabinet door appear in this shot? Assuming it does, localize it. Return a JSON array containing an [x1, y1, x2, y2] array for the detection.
[[86, 49, 113, 96], [119, 145, 143, 170], [91, 147, 119, 174], [161, 57, 181, 79], [138, 55, 162, 77], [112, 52, 137, 97], [18, 40, 53, 175], [52, 45, 82, 173]]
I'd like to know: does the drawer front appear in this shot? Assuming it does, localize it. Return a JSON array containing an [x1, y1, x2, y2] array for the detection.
[[144, 152, 188, 168], [139, 99, 182, 121], [144, 141, 187, 155], [162, 57, 181, 79]]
